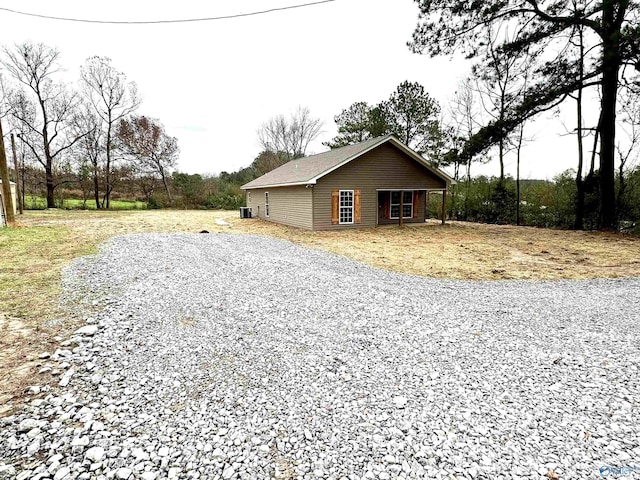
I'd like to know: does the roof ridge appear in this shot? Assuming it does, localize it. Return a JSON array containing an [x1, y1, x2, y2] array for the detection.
[[289, 134, 392, 163]]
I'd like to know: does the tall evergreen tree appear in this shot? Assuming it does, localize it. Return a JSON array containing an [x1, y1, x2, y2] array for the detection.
[[383, 81, 444, 156], [324, 102, 391, 148]]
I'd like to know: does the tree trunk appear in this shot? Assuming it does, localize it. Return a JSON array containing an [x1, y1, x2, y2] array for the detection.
[[36, 94, 56, 208], [160, 169, 172, 202], [45, 158, 55, 208], [498, 85, 506, 184], [463, 158, 472, 220], [599, 74, 618, 229], [575, 176, 585, 230], [598, 2, 622, 230], [20, 153, 25, 211], [10, 134, 23, 214], [499, 139, 505, 184], [516, 158, 520, 225], [93, 164, 101, 209], [105, 118, 112, 209], [450, 183, 457, 219], [617, 159, 626, 215], [516, 124, 524, 226], [575, 26, 585, 231], [103, 175, 110, 208], [589, 114, 601, 178]]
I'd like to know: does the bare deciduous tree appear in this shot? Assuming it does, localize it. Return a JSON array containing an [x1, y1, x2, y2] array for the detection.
[[616, 87, 640, 212], [447, 77, 484, 219], [258, 106, 323, 160], [474, 23, 531, 184], [1, 42, 88, 208], [81, 56, 140, 208], [72, 106, 103, 208], [448, 77, 482, 183]]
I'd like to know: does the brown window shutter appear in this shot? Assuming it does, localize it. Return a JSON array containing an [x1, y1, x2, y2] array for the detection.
[[413, 191, 419, 218], [354, 189, 362, 224], [331, 190, 339, 224]]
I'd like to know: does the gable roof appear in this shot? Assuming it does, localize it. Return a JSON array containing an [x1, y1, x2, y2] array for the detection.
[[241, 135, 455, 190]]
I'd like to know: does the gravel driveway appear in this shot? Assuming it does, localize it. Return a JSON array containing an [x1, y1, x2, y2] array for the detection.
[[1, 233, 639, 480]]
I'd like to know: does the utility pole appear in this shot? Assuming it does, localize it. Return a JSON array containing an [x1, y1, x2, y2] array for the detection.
[[10, 133, 23, 214], [0, 119, 16, 226]]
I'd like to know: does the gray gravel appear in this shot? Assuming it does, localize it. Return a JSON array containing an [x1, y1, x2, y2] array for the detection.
[[1, 233, 639, 480]]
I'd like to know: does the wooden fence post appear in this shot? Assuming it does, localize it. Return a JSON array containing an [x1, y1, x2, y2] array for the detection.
[[0, 119, 16, 226]]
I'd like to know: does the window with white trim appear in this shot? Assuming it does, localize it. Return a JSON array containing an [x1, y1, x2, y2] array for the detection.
[[390, 191, 413, 219], [265, 192, 270, 217], [339, 190, 354, 224]]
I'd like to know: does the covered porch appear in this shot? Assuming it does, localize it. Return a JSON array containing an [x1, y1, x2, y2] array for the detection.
[[376, 189, 447, 226]]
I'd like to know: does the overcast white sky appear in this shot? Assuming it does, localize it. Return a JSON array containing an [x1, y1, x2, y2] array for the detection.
[[1, 0, 594, 180]]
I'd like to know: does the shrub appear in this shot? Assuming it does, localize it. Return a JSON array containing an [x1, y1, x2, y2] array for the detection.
[[205, 193, 245, 210]]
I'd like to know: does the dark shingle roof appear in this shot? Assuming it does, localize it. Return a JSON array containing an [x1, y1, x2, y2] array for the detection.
[[241, 135, 454, 189]]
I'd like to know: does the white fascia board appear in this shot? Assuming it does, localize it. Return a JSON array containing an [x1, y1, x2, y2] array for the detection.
[[375, 188, 446, 191], [241, 181, 314, 190]]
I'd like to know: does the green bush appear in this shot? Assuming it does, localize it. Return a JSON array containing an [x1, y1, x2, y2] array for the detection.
[[205, 194, 245, 210], [148, 194, 171, 209], [618, 166, 640, 232], [438, 173, 609, 229]]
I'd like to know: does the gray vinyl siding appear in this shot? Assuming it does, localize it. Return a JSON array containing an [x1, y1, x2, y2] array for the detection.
[[313, 143, 445, 231], [246, 186, 313, 230]]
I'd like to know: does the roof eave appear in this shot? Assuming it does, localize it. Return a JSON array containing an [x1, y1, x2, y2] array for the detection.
[[241, 180, 315, 190]]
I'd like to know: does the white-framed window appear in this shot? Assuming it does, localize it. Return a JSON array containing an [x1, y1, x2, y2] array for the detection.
[[247, 191, 251, 204], [339, 190, 354, 224], [390, 191, 413, 219], [265, 192, 270, 217]]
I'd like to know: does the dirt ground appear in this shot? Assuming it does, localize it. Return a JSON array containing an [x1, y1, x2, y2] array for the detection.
[[1, 209, 639, 416]]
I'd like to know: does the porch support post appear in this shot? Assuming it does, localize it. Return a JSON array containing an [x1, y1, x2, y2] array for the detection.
[[399, 190, 404, 227], [441, 189, 446, 225]]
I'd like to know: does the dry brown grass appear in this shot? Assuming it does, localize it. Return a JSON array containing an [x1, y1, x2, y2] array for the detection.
[[226, 214, 640, 281], [1, 209, 639, 415]]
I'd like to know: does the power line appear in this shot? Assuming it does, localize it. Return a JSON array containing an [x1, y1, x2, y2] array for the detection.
[[0, 0, 337, 25]]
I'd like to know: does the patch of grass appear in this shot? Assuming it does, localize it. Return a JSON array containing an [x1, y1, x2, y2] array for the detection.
[[0, 226, 91, 318], [0, 223, 102, 413], [23, 196, 147, 210], [219, 213, 640, 281]]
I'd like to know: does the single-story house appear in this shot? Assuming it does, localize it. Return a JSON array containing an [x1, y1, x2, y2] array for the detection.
[[241, 134, 455, 231]]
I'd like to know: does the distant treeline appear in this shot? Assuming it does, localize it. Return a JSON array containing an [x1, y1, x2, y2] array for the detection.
[[14, 164, 245, 211], [18, 160, 640, 234], [430, 168, 640, 233]]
